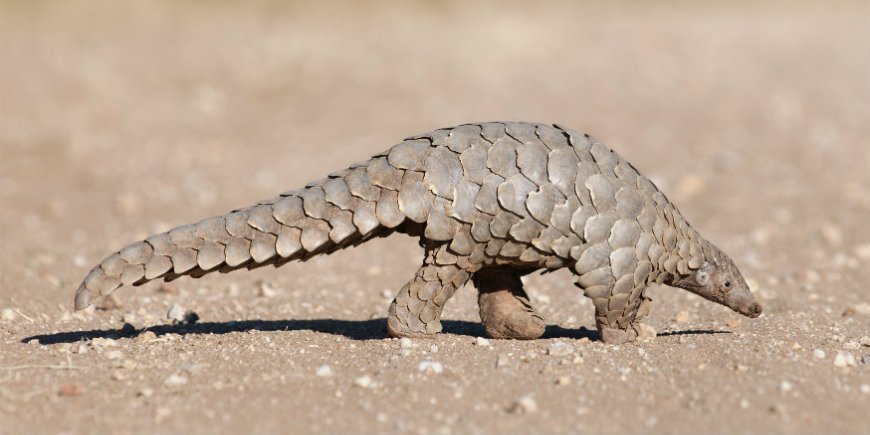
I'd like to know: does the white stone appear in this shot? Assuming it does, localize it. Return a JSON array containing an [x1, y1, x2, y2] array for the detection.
[[0, 308, 16, 321], [399, 337, 416, 349], [833, 352, 856, 368], [418, 361, 443, 374], [509, 395, 538, 413], [166, 303, 187, 322], [354, 375, 373, 388], [164, 374, 188, 387], [315, 365, 333, 377], [257, 281, 278, 298], [820, 222, 843, 247]]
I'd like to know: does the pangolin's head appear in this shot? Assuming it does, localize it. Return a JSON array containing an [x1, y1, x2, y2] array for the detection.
[[673, 251, 762, 318]]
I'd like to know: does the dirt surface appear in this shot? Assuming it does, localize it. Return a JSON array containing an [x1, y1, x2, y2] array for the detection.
[[1, 1, 869, 434]]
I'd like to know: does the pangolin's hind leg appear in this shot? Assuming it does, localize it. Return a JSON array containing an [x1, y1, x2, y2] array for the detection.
[[473, 267, 546, 340], [386, 245, 471, 338]]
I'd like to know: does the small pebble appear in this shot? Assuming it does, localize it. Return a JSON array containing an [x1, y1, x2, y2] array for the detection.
[[166, 303, 198, 324], [509, 395, 538, 414], [859, 336, 870, 347], [138, 388, 154, 398], [853, 303, 870, 316], [833, 352, 857, 368], [315, 365, 333, 377], [135, 331, 158, 343], [547, 341, 574, 357], [164, 374, 188, 387], [813, 349, 826, 359], [257, 281, 278, 298], [475, 337, 492, 347], [860, 384, 870, 394], [556, 376, 572, 386], [179, 363, 202, 375], [399, 337, 416, 349], [73, 255, 87, 267], [167, 303, 186, 322], [1, 308, 16, 321], [819, 222, 843, 247], [779, 381, 793, 393], [354, 375, 373, 388], [418, 361, 443, 374]]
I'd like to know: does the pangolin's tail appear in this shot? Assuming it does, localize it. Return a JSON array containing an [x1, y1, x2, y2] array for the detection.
[[74, 150, 421, 310]]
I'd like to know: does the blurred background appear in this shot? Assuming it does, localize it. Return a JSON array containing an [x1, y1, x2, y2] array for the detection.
[[1, 1, 868, 434]]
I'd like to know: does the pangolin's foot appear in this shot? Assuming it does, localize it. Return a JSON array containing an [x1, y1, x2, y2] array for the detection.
[[385, 297, 442, 339], [598, 322, 657, 344], [474, 268, 546, 340]]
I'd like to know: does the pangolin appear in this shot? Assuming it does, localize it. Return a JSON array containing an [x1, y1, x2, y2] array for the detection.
[[73, 122, 762, 344]]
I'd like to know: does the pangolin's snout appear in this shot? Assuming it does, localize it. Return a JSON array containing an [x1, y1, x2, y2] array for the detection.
[[745, 302, 762, 318]]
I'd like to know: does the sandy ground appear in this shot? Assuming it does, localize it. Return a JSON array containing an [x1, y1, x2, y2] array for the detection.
[[1, 1, 869, 434]]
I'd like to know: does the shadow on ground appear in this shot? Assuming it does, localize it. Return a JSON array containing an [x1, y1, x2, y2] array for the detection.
[[23, 319, 730, 345]]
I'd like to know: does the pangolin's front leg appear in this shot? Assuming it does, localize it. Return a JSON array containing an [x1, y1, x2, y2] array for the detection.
[[386, 244, 472, 338], [583, 278, 655, 344], [473, 267, 545, 340]]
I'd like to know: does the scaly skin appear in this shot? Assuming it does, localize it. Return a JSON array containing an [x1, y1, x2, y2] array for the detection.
[[73, 121, 762, 343]]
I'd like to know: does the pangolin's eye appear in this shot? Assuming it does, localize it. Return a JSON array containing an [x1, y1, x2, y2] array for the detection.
[[723, 280, 732, 289]]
